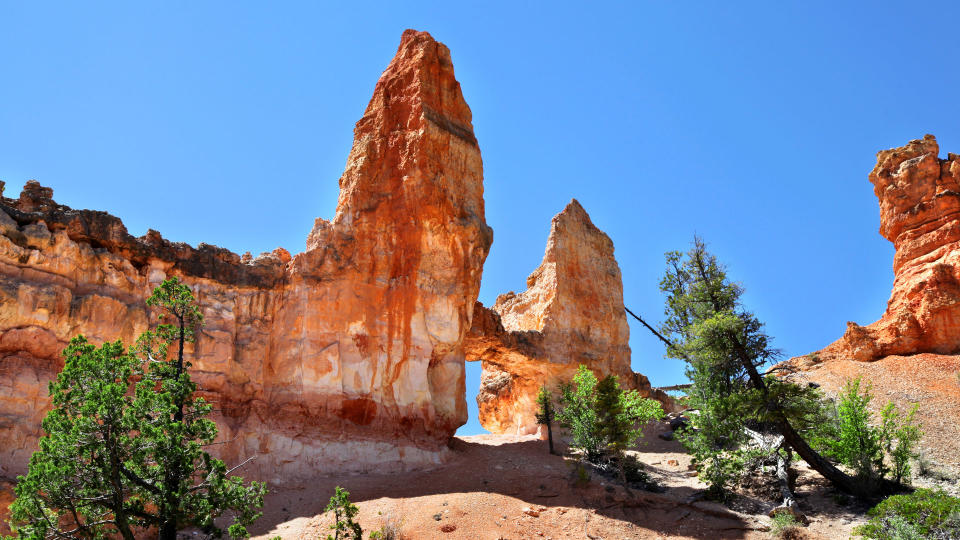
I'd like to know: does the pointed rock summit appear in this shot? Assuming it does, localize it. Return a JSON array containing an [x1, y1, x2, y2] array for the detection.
[[495, 199, 630, 371], [466, 200, 667, 435], [310, 29, 488, 247]]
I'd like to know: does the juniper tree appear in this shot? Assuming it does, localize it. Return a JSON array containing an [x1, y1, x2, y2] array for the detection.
[[5, 278, 265, 540]]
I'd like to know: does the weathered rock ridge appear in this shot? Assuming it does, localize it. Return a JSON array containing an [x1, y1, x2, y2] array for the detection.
[[465, 200, 669, 435], [810, 135, 960, 363], [0, 29, 492, 483]]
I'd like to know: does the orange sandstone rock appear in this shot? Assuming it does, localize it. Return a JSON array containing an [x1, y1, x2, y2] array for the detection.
[[814, 135, 960, 362], [0, 29, 491, 483], [465, 200, 668, 435]]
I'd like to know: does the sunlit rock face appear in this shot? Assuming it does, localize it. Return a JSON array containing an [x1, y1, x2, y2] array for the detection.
[[0, 29, 491, 484], [465, 200, 669, 436], [812, 135, 960, 362]]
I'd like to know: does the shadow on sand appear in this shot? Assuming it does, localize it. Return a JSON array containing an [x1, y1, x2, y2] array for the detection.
[[250, 437, 757, 539]]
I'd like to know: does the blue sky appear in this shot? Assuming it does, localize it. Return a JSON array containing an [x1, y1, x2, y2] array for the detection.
[[2, 2, 959, 436]]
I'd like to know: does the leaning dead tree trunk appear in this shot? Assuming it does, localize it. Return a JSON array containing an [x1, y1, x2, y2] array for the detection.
[[776, 449, 795, 510], [732, 336, 869, 496]]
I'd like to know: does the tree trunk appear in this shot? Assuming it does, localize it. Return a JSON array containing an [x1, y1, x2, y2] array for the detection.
[[546, 419, 555, 455], [107, 425, 137, 540], [159, 521, 177, 540], [159, 314, 188, 540]]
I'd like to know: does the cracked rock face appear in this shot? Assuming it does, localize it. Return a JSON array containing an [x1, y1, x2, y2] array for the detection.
[[812, 135, 960, 362], [465, 200, 669, 435], [0, 29, 491, 484]]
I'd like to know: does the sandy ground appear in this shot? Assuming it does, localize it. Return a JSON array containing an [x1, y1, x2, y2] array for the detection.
[[249, 423, 873, 540], [3, 416, 954, 538]]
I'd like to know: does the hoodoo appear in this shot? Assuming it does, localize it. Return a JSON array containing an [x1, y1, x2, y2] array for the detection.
[[811, 135, 960, 362], [465, 200, 669, 435], [0, 29, 491, 483]]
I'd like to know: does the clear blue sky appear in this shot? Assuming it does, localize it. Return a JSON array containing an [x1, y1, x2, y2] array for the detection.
[[3, 2, 959, 436]]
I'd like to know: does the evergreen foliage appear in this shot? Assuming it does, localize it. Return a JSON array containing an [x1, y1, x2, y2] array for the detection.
[[856, 489, 960, 539], [556, 365, 663, 466], [659, 238, 783, 497], [324, 486, 362, 540], [4, 278, 265, 540], [658, 237, 861, 497]]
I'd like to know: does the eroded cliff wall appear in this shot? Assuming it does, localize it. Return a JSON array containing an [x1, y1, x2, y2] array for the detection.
[[0, 29, 491, 484]]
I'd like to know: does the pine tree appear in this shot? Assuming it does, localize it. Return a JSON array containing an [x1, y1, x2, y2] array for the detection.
[[556, 366, 663, 466]]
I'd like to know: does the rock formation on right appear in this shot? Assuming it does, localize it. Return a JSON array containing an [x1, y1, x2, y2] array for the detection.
[[786, 135, 960, 473], [812, 135, 960, 362], [465, 200, 669, 435]]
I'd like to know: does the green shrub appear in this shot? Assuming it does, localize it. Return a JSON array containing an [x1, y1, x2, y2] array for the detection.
[[557, 366, 603, 462], [820, 378, 922, 487], [324, 486, 362, 540], [855, 488, 960, 539], [556, 365, 663, 467], [879, 402, 921, 484], [827, 378, 883, 480]]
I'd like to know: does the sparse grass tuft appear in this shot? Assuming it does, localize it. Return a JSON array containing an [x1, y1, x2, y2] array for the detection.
[[369, 512, 405, 540], [770, 511, 802, 539]]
